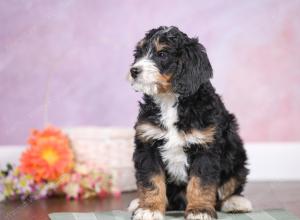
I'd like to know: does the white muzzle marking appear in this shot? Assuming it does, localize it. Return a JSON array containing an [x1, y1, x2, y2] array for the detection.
[[128, 57, 161, 95]]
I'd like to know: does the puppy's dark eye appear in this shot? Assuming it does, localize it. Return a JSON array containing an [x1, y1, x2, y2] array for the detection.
[[158, 51, 167, 58]]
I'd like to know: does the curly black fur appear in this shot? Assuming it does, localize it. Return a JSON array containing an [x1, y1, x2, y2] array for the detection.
[[129, 26, 250, 218]]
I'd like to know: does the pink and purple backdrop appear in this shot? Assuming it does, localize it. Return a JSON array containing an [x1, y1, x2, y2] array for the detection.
[[0, 0, 300, 145]]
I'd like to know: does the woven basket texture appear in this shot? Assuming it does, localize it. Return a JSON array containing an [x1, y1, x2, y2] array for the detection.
[[64, 127, 136, 192]]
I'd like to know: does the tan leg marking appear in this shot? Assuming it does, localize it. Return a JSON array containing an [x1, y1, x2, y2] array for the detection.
[[218, 177, 238, 201], [186, 176, 217, 219], [138, 174, 167, 213]]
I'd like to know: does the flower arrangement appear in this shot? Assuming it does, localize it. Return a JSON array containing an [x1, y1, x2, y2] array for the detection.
[[0, 126, 119, 201], [20, 126, 74, 182], [59, 163, 120, 200], [0, 164, 57, 201]]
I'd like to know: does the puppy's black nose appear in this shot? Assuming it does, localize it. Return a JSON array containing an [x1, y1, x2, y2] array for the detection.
[[130, 67, 142, 79]]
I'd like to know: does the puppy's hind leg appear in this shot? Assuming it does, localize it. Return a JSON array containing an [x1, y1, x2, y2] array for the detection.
[[218, 177, 252, 213], [221, 195, 252, 213]]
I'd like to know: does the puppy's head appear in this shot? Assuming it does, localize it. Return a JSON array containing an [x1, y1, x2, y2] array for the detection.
[[128, 26, 213, 97]]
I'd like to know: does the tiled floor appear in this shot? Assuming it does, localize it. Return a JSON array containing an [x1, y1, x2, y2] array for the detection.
[[0, 182, 299, 220], [244, 182, 300, 217]]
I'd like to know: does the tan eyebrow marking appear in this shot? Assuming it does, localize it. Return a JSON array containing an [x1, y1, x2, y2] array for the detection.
[[154, 38, 169, 51]]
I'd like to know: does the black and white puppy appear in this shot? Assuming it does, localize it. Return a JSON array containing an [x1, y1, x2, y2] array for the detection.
[[127, 26, 252, 220]]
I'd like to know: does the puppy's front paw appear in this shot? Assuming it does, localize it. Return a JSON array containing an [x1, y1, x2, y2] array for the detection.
[[132, 208, 163, 220], [185, 209, 217, 220]]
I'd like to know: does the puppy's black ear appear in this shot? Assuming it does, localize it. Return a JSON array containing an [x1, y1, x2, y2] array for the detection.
[[172, 38, 213, 97]]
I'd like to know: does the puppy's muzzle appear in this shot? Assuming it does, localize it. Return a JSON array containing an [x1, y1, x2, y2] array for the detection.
[[130, 67, 142, 79]]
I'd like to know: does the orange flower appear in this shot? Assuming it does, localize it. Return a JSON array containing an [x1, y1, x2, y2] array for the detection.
[[19, 126, 74, 182]]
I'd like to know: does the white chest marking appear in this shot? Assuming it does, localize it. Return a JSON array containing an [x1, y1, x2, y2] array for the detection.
[[155, 95, 188, 184]]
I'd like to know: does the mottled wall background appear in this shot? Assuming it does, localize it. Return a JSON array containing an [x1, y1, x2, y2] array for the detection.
[[0, 0, 300, 145]]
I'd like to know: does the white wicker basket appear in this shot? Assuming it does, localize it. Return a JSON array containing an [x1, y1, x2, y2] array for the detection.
[[63, 127, 136, 192]]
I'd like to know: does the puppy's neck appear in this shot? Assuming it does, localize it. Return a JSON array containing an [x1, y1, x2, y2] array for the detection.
[[153, 93, 178, 129], [153, 93, 178, 107]]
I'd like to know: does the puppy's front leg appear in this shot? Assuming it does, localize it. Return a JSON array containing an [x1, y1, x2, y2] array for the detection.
[[132, 173, 167, 220], [185, 154, 219, 220], [132, 144, 167, 220]]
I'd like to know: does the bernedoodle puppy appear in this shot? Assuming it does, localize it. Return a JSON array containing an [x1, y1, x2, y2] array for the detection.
[[127, 26, 252, 220]]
